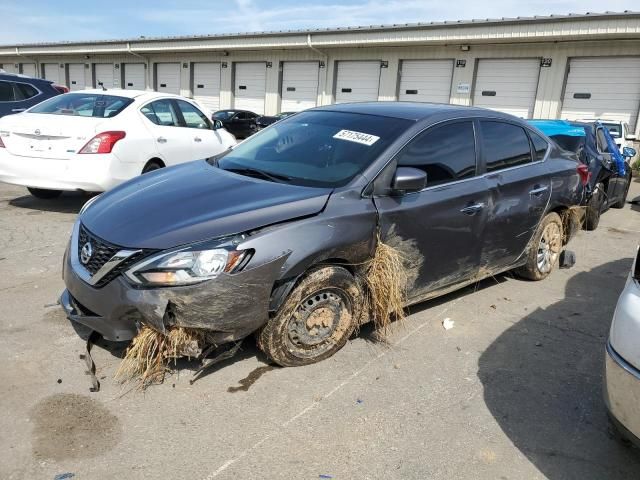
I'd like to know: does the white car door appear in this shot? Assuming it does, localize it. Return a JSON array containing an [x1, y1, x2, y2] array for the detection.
[[174, 99, 233, 158], [139, 99, 193, 166]]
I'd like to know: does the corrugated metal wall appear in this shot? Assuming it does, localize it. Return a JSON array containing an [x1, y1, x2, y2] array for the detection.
[[1, 29, 639, 134]]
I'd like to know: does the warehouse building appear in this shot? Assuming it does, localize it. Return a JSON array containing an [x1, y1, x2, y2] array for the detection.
[[1, 11, 640, 135]]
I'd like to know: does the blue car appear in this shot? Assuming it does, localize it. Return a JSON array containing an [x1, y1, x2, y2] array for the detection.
[[0, 72, 64, 118]]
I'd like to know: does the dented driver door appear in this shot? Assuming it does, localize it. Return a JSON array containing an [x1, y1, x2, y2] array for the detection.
[[374, 119, 490, 299]]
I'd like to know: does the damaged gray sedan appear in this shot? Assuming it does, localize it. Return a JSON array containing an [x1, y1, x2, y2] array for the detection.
[[61, 102, 584, 367]]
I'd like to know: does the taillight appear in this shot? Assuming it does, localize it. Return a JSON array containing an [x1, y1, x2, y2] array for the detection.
[[78, 131, 126, 154], [577, 164, 591, 186], [53, 85, 69, 94]]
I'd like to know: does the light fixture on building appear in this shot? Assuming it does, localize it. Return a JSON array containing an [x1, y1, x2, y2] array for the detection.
[[380, 61, 389, 68], [266, 62, 273, 68], [460, 45, 470, 51], [319, 61, 325, 68], [221, 62, 228, 68], [182, 63, 188, 69]]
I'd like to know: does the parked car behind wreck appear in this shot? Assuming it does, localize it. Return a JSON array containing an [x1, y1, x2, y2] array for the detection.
[[61, 103, 586, 368], [529, 119, 635, 230]]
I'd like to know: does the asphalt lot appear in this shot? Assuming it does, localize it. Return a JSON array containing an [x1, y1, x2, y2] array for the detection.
[[1, 179, 640, 480]]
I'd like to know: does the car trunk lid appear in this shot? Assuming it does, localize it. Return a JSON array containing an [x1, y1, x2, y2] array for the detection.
[[0, 113, 107, 160]]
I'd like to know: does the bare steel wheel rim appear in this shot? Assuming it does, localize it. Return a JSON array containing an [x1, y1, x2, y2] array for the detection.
[[536, 222, 562, 274], [286, 288, 351, 356]]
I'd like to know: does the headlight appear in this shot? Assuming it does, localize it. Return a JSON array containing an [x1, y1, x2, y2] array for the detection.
[[125, 244, 249, 287]]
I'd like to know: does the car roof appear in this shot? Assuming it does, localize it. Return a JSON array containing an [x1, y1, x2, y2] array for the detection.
[[311, 101, 521, 122], [64, 89, 188, 101], [0, 72, 53, 84]]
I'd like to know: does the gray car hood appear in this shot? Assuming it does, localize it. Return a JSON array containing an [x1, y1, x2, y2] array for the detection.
[[81, 160, 332, 249]]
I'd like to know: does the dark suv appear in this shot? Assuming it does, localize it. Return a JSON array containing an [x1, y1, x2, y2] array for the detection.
[[0, 73, 63, 118], [61, 103, 585, 367]]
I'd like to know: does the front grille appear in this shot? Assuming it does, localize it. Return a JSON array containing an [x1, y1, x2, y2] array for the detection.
[[78, 224, 120, 275], [77, 224, 155, 288]]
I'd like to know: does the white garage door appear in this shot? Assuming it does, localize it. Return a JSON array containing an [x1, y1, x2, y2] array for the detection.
[[281, 61, 319, 112], [43, 63, 62, 84], [561, 57, 640, 129], [1, 63, 18, 74], [399, 60, 453, 104], [472, 58, 540, 118], [193, 62, 221, 112], [234, 62, 267, 114], [21, 64, 37, 77], [156, 63, 181, 94], [68, 64, 86, 91], [94, 64, 114, 89], [124, 63, 145, 90], [335, 61, 381, 103]]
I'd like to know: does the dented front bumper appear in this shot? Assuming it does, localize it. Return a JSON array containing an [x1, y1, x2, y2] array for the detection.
[[61, 242, 289, 343]]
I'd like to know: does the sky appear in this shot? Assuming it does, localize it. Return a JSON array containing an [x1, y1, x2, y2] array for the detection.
[[0, 0, 637, 44]]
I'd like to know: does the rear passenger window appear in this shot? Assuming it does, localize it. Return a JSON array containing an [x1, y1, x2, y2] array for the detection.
[[142, 100, 180, 127], [481, 121, 532, 172], [0, 81, 14, 102], [396, 121, 476, 187], [529, 131, 548, 161], [14, 83, 39, 100]]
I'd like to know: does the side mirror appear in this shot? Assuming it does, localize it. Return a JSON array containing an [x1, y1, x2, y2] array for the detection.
[[392, 167, 427, 194], [622, 146, 637, 158], [212, 119, 224, 130]]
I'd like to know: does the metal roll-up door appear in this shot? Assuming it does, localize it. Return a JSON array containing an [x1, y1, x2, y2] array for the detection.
[[124, 63, 145, 90], [1, 63, 18, 74], [472, 58, 540, 118], [234, 62, 267, 114], [281, 61, 319, 112], [561, 57, 640, 129], [156, 63, 181, 94], [94, 64, 114, 89], [68, 64, 86, 91], [335, 61, 381, 103], [192, 62, 221, 112], [398, 60, 453, 104], [20, 64, 37, 77], [43, 63, 62, 84]]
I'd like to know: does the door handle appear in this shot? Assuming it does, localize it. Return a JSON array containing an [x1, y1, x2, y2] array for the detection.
[[460, 203, 485, 215], [529, 185, 549, 196], [157, 137, 167, 144], [11, 108, 26, 112], [194, 137, 202, 143]]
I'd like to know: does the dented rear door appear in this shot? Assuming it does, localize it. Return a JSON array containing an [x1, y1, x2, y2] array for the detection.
[[477, 120, 551, 270]]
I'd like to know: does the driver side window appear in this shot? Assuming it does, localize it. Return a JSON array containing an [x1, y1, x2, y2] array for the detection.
[[176, 100, 211, 129], [396, 121, 477, 188]]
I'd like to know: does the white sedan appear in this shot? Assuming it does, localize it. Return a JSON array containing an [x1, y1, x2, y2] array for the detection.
[[605, 246, 640, 446], [0, 90, 236, 198]]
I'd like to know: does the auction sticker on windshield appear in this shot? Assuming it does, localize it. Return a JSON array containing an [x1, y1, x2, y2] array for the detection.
[[333, 129, 380, 146]]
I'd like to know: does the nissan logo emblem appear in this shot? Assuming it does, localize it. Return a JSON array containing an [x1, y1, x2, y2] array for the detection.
[[80, 242, 93, 265]]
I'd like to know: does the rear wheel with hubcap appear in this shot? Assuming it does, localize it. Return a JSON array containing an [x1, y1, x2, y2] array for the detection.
[[516, 212, 563, 281], [27, 187, 62, 199], [258, 266, 363, 367]]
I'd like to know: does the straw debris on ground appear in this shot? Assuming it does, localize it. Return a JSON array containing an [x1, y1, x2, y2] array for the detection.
[[115, 324, 206, 388]]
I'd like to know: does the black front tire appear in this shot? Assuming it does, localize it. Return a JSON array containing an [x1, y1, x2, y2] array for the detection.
[[27, 187, 62, 199], [257, 266, 364, 367], [584, 183, 604, 230]]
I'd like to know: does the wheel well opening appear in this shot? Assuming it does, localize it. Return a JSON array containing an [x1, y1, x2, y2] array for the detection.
[[143, 158, 165, 171]]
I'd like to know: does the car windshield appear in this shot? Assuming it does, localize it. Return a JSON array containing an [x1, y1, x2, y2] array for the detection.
[[601, 122, 622, 138], [29, 93, 133, 118], [214, 110, 411, 188], [213, 111, 235, 120]]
